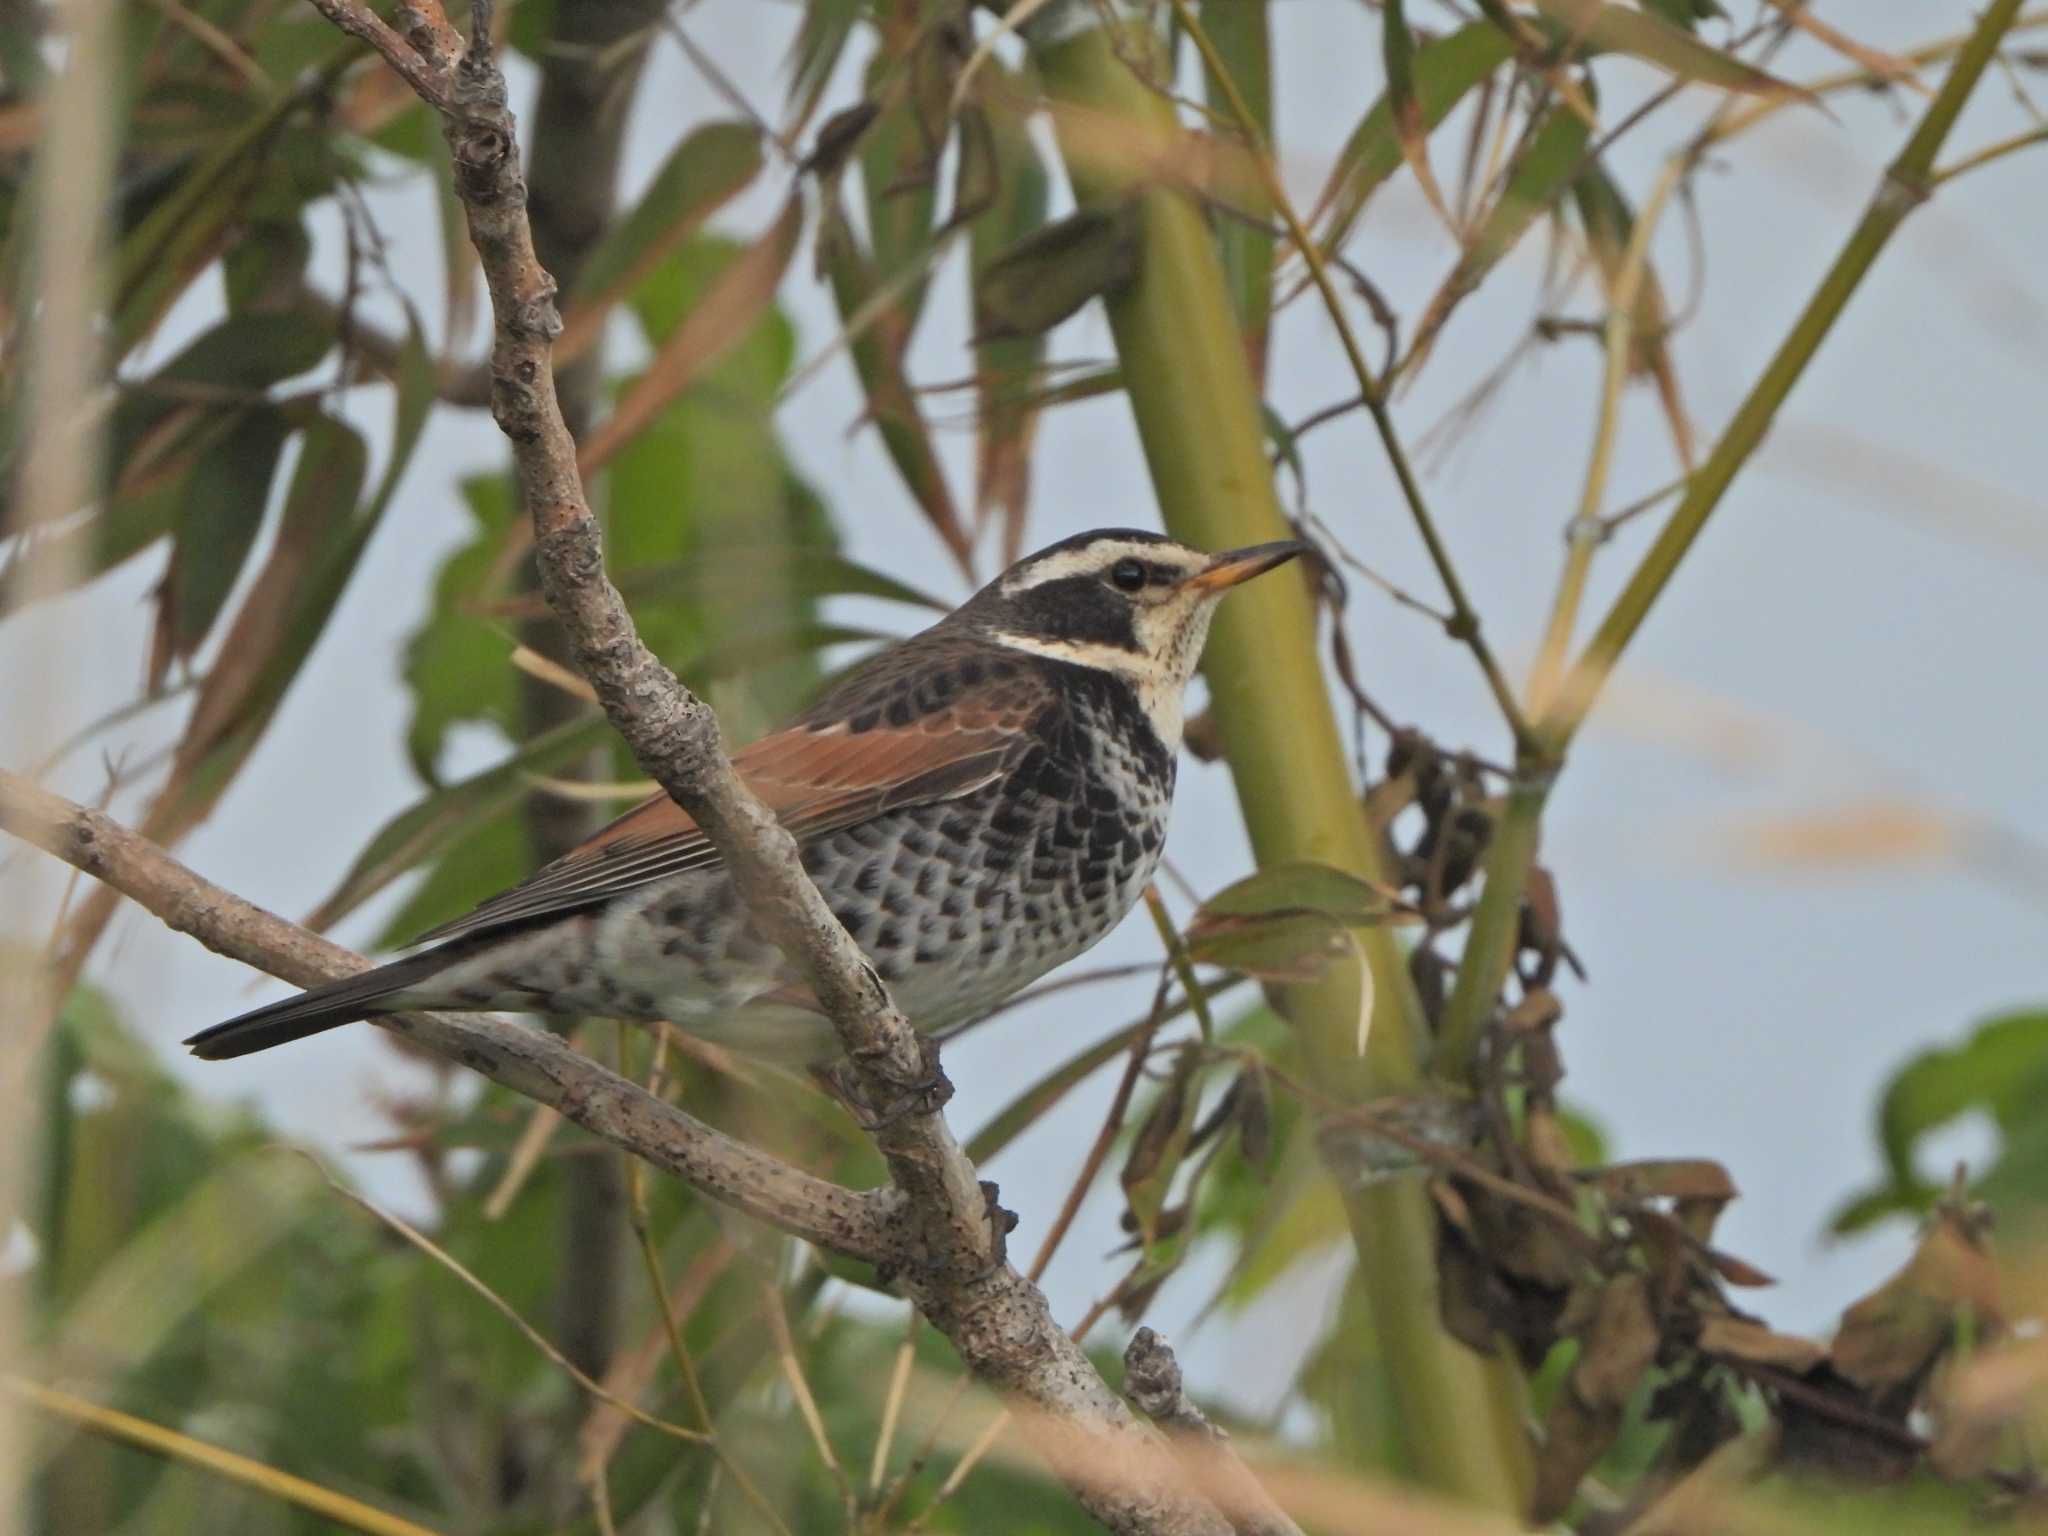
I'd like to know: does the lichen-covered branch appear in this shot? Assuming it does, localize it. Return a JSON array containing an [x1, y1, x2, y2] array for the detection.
[[1123, 1330, 1305, 1536]]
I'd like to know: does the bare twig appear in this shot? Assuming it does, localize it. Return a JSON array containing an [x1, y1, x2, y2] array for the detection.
[[0, 771, 891, 1264]]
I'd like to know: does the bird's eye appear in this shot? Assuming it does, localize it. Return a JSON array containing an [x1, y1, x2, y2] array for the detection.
[[1110, 558, 1147, 592]]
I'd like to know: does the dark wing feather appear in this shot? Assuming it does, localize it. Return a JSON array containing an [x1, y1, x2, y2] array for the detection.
[[412, 684, 1040, 946]]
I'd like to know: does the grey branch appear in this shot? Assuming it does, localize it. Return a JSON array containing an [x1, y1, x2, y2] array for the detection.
[[0, 771, 890, 1264], [1124, 1330, 1306, 1536]]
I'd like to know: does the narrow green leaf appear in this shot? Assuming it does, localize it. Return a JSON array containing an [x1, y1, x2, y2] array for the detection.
[[1311, 23, 1516, 259], [787, 0, 864, 131], [607, 547, 945, 615], [967, 75, 1052, 544], [1200, 0, 1275, 368], [973, 202, 1142, 342], [164, 407, 292, 664], [1383, 0, 1453, 225], [580, 196, 805, 477], [1196, 861, 1395, 923], [1121, 1046, 1201, 1247], [1408, 103, 1592, 366], [1185, 861, 1400, 981], [570, 122, 765, 312], [111, 87, 311, 351], [859, 45, 945, 337], [965, 1018, 1156, 1166], [177, 414, 370, 764], [1534, 0, 1803, 96], [305, 714, 617, 935], [817, 181, 972, 574]]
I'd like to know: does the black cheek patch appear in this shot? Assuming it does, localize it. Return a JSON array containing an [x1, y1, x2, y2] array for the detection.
[[1021, 575, 1144, 652]]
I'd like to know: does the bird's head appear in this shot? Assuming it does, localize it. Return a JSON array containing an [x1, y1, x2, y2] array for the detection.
[[954, 528, 1306, 746]]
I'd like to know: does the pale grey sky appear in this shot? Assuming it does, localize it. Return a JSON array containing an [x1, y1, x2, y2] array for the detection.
[[10, 1, 2047, 1414]]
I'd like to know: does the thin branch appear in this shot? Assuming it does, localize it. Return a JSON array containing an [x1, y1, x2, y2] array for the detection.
[[1166, 0, 1538, 758], [6, 1377, 443, 1536], [1524, 157, 1685, 723], [0, 771, 892, 1264]]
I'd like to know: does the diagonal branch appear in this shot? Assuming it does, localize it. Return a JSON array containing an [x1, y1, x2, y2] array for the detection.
[[0, 770, 891, 1265]]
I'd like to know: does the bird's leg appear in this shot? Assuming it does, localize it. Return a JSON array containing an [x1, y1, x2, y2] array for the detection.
[[809, 1033, 955, 1130], [979, 1179, 1019, 1265]]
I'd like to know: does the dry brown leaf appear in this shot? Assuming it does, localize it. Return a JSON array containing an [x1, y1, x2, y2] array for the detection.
[[1833, 1206, 2000, 1393], [1697, 1316, 1827, 1374]]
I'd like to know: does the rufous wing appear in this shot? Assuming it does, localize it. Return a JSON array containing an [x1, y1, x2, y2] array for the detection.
[[412, 709, 1032, 946]]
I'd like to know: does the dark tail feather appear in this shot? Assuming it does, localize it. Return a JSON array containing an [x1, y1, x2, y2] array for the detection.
[[184, 951, 451, 1060]]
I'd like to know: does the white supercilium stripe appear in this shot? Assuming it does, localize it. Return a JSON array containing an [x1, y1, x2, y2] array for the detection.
[[999, 540, 1190, 595]]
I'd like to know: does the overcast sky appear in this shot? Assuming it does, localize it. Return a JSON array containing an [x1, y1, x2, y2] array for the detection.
[[9, 0, 2047, 1415]]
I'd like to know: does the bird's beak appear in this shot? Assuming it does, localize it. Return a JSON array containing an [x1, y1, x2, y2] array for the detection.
[[1184, 539, 1308, 595]]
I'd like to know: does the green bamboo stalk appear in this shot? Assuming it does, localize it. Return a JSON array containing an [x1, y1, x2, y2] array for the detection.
[[1197, 0, 1274, 380], [1030, 14, 1533, 1509], [1433, 0, 2028, 1079]]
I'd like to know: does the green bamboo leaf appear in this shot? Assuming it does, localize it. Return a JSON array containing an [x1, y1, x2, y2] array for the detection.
[[966, 1018, 1156, 1166], [305, 713, 616, 936], [817, 181, 972, 574], [1534, 0, 1801, 96], [1212, 1113, 1349, 1311], [1383, 0, 1454, 226], [175, 415, 370, 766], [608, 236, 840, 736], [608, 547, 946, 615], [1311, 22, 1516, 258], [580, 195, 805, 477], [1408, 103, 1593, 368], [569, 121, 765, 315], [1199, 0, 1275, 366], [967, 75, 1052, 543], [1638, 0, 1727, 28], [787, 0, 864, 130], [110, 87, 311, 351], [162, 406, 293, 668], [148, 320, 432, 840], [973, 201, 1142, 342], [1571, 163, 1694, 460], [1121, 1046, 1201, 1247], [1185, 861, 1401, 981], [860, 46, 945, 336]]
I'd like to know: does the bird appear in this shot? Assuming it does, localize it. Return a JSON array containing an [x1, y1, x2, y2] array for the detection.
[[185, 528, 1304, 1067]]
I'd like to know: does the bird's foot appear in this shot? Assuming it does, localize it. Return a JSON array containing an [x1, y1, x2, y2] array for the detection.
[[980, 1179, 1018, 1266], [811, 1034, 954, 1131]]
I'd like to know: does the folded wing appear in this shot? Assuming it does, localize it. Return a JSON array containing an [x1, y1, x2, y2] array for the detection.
[[413, 707, 1032, 946]]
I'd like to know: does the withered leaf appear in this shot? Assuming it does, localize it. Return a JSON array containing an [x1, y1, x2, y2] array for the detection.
[[1593, 1159, 1738, 1206], [1698, 1315, 1827, 1374], [1121, 1048, 1200, 1248], [1833, 1206, 2000, 1393], [1575, 1273, 1660, 1410], [1533, 1274, 1662, 1521]]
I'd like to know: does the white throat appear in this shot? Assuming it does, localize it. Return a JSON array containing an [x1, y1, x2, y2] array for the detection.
[[987, 603, 1219, 752]]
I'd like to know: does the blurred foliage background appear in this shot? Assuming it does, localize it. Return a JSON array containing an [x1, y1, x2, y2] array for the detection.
[[4, 0, 2048, 1532]]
